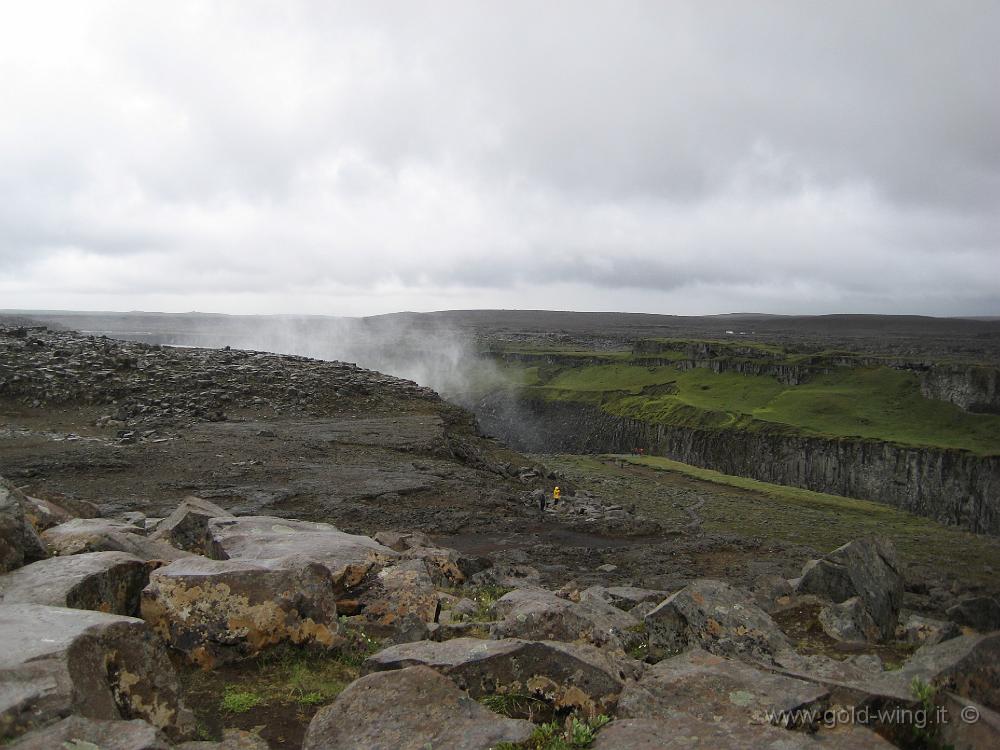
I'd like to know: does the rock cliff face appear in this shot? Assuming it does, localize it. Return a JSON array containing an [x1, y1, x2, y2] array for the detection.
[[919, 365, 1000, 414], [474, 393, 1000, 535]]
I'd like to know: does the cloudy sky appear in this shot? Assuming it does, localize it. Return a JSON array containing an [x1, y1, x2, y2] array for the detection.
[[1, 1, 998, 317]]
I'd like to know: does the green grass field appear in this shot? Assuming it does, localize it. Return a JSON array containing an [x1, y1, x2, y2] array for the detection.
[[491, 352, 1000, 455]]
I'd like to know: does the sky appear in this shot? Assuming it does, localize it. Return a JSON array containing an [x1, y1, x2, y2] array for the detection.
[[1, 1, 998, 317]]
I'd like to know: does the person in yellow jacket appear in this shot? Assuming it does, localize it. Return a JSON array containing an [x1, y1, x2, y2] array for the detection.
[[552, 486, 561, 506]]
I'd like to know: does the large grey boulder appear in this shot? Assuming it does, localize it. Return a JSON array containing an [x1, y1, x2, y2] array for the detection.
[[947, 595, 1000, 632], [591, 715, 894, 749], [0, 604, 195, 742], [644, 579, 791, 662], [8, 716, 168, 749], [151, 496, 233, 554], [0, 551, 149, 615], [617, 647, 827, 729], [490, 587, 642, 651], [141, 556, 340, 667], [360, 558, 441, 627], [205, 516, 397, 592], [44, 518, 192, 561], [818, 596, 880, 643], [897, 613, 960, 646], [366, 637, 643, 717], [795, 537, 903, 642], [0, 478, 46, 573], [301, 665, 533, 750]]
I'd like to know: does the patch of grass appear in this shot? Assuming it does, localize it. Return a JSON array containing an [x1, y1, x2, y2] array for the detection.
[[494, 350, 1000, 454], [496, 715, 612, 750], [469, 584, 512, 621], [479, 691, 547, 718], [600, 453, 1000, 586], [220, 686, 264, 714]]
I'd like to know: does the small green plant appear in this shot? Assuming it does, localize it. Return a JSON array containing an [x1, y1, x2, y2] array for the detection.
[[220, 687, 263, 714], [479, 691, 546, 718], [907, 678, 953, 750], [496, 714, 612, 749], [470, 585, 513, 621]]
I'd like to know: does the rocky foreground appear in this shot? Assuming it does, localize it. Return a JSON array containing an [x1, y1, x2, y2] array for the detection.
[[1, 326, 999, 749]]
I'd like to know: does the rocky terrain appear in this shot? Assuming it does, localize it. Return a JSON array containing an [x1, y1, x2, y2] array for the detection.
[[2, 325, 999, 749]]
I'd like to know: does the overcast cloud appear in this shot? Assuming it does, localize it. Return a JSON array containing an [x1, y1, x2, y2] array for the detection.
[[1, 0, 998, 316]]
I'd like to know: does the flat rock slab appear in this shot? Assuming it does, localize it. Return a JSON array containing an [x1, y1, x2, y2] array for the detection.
[[581, 585, 667, 611], [644, 579, 792, 662], [490, 587, 642, 651], [206, 516, 397, 590], [141, 556, 340, 667], [42, 518, 191, 561], [8, 716, 168, 749], [0, 603, 194, 742], [366, 637, 644, 717], [618, 647, 828, 729], [302, 665, 533, 750], [591, 716, 894, 749], [0, 551, 149, 615]]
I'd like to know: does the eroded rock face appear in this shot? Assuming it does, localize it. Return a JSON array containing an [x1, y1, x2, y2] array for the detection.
[[490, 587, 642, 651], [8, 716, 168, 750], [644, 579, 791, 662], [41, 518, 191, 561], [205, 516, 397, 592], [301, 665, 533, 750], [151, 496, 233, 554], [617, 647, 828, 729], [366, 637, 644, 718], [141, 556, 339, 667], [0, 478, 46, 573], [0, 603, 195, 742], [0, 551, 149, 615], [361, 558, 441, 626], [795, 537, 903, 642]]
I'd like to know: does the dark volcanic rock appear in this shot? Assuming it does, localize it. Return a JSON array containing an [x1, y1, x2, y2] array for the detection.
[[8, 716, 168, 750], [0, 551, 149, 615], [795, 536, 903, 642], [490, 587, 642, 651], [617, 647, 827, 729], [141, 556, 340, 667], [644, 579, 791, 662], [0, 478, 46, 573], [0, 603, 195, 742], [301, 665, 533, 750], [946, 595, 1000, 632], [366, 637, 643, 717], [150, 496, 233, 554]]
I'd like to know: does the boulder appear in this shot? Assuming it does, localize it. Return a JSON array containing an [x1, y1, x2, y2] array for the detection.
[[0, 551, 149, 615], [301, 665, 533, 750], [795, 537, 903, 642], [897, 613, 960, 646], [617, 647, 828, 729], [0, 479, 47, 573], [41, 518, 192, 561], [590, 716, 894, 749], [141, 556, 340, 667], [373, 530, 433, 551], [175, 728, 271, 749], [947, 595, 1000, 632], [8, 716, 168, 749], [366, 637, 644, 717], [939, 692, 1000, 750], [205, 516, 396, 593], [580, 585, 667, 612], [17, 494, 74, 532], [360, 558, 440, 626], [470, 562, 541, 589], [0, 603, 195, 742], [818, 597, 880, 643], [490, 587, 642, 651], [644, 579, 791, 662], [401, 545, 490, 586], [151, 496, 233, 554]]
